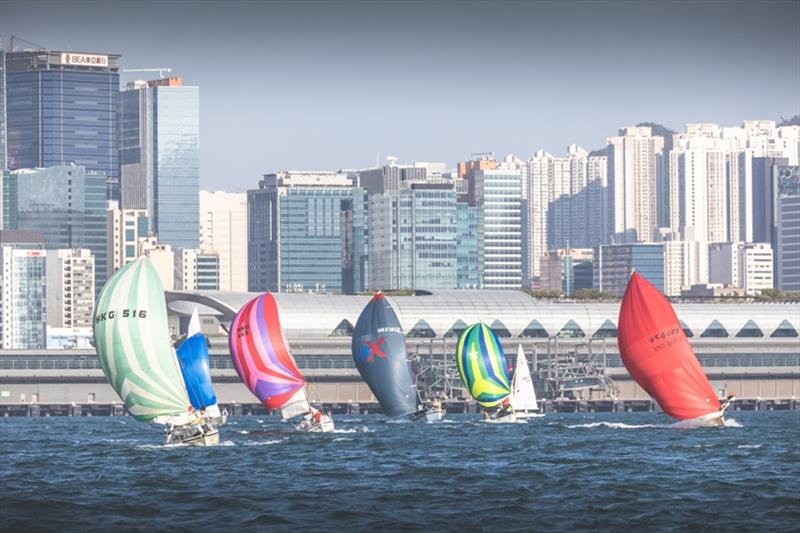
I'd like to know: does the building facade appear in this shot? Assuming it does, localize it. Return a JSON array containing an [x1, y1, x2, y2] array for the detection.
[[248, 171, 353, 293], [13, 165, 108, 293], [119, 77, 200, 249], [106, 205, 149, 279], [368, 183, 457, 291], [607, 127, 664, 243], [175, 248, 220, 291], [45, 248, 94, 329], [475, 168, 522, 289], [199, 190, 247, 292], [776, 166, 800, 291], [594, 243, 664, 296], [5, 50, 120, 200], [0, 246, 46, 349]]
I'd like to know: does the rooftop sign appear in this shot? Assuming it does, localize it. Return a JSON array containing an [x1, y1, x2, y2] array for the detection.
[[60, 53, 108, 67]]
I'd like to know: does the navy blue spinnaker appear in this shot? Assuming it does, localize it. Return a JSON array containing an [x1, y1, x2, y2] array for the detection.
[[352, 293, 419, 417]]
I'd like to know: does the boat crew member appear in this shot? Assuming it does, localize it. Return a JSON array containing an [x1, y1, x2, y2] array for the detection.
[[720, 393, 736, 411]]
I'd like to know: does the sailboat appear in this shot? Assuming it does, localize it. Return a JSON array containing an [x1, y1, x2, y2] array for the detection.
[[175, 306, 228, 428], [618, 272, 733, 427], [228, 293, 334, 432], [93, 257, 218, 445], [456, 322, 517, 422], [510, 345, 543, 418], [352, 293, 444, 422]]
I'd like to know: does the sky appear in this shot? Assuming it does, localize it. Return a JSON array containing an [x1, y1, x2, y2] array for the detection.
[[2, 0, 799, 190]]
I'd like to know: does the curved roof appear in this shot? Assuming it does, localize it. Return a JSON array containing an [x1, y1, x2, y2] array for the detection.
[[165, 290, 800, 340]]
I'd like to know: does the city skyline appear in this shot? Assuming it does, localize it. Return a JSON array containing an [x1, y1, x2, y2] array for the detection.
[[2, 0, 798, 190]]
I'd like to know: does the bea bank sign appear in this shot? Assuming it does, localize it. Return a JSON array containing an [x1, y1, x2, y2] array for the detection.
[[60, 52, 109, 67]]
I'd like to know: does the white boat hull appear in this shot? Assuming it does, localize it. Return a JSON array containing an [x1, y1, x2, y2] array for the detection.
[[424, 408, 445, 422], [514, 410, 545, 419], [484, 411, 518, 423]]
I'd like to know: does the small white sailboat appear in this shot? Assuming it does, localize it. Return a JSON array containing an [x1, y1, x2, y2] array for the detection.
[[510, 345, 544, 418]]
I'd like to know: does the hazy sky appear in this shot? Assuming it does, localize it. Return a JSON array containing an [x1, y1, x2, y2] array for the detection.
[[2, 0, 798, 190]]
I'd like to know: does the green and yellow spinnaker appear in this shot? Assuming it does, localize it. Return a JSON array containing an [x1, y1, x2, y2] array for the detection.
[[93, 257, 191, 422], [456, 323, 511, 408]]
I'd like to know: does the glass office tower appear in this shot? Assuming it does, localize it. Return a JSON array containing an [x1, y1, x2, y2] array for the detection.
[[119, 78, 199, 250], [5, 50, 120, 200], [14, 165, 108, 293]]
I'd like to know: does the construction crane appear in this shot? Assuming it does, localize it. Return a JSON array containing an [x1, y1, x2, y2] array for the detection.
[[122, 67, 173, 78]]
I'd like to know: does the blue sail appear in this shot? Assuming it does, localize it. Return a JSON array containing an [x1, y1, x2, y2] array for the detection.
[[352, 293, 419, 417], [176, 333, 217, 410]]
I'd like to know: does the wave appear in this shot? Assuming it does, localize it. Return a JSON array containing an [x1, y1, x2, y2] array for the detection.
[[565, 421, 665, 429], [332, 426, 374, 434], [725, 418, 743, 428], [332, 437, 354, 442], [737, 444, 762, 449], [242, 439, 285, 446]]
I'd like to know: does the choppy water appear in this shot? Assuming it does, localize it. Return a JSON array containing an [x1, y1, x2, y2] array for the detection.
[[1, 412, 798, 531]]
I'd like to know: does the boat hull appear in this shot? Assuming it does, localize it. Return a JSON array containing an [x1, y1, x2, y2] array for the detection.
[[295, 413, 335, 433], [166, 426, 220, 446], [484, 411, 518, 423], [515, 410, 545, 419]]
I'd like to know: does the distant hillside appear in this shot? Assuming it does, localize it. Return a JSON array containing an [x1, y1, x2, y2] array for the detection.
[[778, 114, 800, 126]]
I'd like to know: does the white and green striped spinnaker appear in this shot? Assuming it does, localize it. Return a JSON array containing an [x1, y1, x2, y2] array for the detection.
[[93, 257, 191, 422]]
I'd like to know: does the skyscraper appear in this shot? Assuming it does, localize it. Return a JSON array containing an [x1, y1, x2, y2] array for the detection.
[[475, 168, 522, 289], [119, 77, 200, 250], [199, 190, 247, 292], [607, 127, 665, 243], [14, 165, 108, 293], [368, 182, 457, 291], [248, 171, 353, 293], [0, 231, 46, 349], [776, 166, 800, 291], [5, 49, 120, 200]]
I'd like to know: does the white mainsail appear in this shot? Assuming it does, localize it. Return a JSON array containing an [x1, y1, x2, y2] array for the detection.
[[511, 345, 539, 412], [187, 306, 201, 337]]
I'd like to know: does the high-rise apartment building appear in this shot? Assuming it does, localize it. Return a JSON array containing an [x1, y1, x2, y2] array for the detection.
[[368, 182, 457, 291], [475, 168, 522, 289], [199, 190, 247, 292], [607, 127, 665, 243], [527, 146, 609, 280], [119, 77, 199, 249], [776, 166, 800, 291], [106, 204, 149, 278], [14, 165, 108, 293], [663, 239, 709, 296], [5, 49, 120, 200], [45, 248, 94, 329], [0, 41, 6, 172], [248, 171, 353, 293]]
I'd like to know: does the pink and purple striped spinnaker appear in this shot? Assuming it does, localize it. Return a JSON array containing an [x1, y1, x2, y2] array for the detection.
[[228, 293, 305, 410]]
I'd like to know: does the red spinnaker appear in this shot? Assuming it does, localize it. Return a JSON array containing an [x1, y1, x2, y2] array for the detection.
[[617, 272, 720, 420]]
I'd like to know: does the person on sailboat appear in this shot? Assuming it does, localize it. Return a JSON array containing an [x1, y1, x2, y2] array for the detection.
[[719, 393, 736, 412], [498, 398, 514, 418]]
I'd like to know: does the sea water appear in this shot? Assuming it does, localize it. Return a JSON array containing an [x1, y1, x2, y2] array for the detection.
[[1, 412, 798, 531]]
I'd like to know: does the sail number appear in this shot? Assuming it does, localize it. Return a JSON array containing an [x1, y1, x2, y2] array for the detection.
[[94, 309, 148, 324]]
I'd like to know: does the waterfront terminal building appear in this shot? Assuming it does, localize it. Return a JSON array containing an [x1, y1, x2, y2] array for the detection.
[[1, 290, 798, 415]]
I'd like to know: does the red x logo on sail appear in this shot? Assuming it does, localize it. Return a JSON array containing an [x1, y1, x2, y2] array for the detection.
[[363, 338, 386, 362]]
